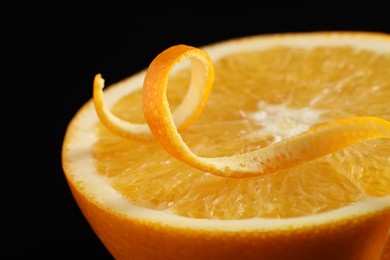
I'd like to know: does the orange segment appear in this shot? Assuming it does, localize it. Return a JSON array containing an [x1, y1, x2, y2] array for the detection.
[[142, 45, 390, 178], [93, 44, 214, 141]]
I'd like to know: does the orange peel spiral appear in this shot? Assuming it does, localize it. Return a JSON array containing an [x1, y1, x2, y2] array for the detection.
[[94, 44, 390, 178], [93, 44, 214, 141]]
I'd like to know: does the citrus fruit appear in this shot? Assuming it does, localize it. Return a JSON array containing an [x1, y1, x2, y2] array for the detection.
[[62, 31, 390, 259]]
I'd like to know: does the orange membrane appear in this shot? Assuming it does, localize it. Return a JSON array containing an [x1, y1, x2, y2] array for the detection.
[[93, 46, 390, 219]]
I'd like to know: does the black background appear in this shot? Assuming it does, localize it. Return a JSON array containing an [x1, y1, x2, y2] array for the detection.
[[6, 8, 390, 259]]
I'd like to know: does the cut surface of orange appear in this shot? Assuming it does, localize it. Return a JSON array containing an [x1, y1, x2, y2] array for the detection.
[[62, 31, 390, 259]]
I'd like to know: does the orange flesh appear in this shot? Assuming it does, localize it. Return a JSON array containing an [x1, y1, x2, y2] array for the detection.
[[93, 46, 390, 219]]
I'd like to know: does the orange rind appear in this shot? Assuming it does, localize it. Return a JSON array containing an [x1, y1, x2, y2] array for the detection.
[[93, 44, 214, 141], [95, 44, 390, 178]]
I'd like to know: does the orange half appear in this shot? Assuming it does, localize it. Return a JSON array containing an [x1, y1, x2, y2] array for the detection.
[[62, 32, 390, 260]]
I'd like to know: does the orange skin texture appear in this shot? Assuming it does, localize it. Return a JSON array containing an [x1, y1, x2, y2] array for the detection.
[[383, 240, 390, 260], [66, 178, 390, 260]]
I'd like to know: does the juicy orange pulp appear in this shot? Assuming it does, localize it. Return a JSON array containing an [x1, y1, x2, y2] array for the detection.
[[93, 45, 390, 219]]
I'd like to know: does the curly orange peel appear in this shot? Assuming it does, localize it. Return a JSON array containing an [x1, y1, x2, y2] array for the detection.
[[95, 44, 390, 178], [93, 45, 214, 141]]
